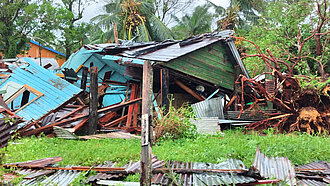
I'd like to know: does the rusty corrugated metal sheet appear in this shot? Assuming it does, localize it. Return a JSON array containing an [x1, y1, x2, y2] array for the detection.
[[253, 145, 296, 185], [296, 161, 330, 172], [296, 161, 330, 185], [0, 108, 22, 149], [0, 119, 17, 149], [6, 157, 63, 167]]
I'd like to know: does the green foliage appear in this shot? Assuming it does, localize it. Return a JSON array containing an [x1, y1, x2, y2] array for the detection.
[[1, 136, 141, 166], [34, 0, 92, 58], [210, 0, 266, 31], [124, 173, 140, 182], [154, 102, 197, 141], [0, 0, 38, 58], [297, 76, 330, 94], [154, 129, 330, 166], [239, 0, 329, 77], [171, 4, 214, 39], [1, 129, 329, 170]]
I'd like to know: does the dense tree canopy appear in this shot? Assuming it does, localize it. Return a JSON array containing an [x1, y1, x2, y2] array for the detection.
[[0, 0, 328, 80], [241, 0, 329, 77], [0, 0, 38, 58]]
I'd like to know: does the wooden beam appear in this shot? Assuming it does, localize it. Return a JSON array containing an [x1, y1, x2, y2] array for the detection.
[[132, 84, 140, 127], [88, 67, 98, 135], [174, 79, 205, 101], [161, 68, 169, 114], [126, 83, 138, 128], [140, 60, 153, 186], [113, 22, 119, 44], [80, 66, 88, 91], [72, 118, 89, 132], [103, 115, 128, 128], [224, 95, 237, 111]]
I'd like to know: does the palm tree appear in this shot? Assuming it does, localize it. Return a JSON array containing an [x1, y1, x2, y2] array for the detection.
[[91, 0, 173, 42], [209, 0, 266, 31], [171, 4, 214, 40]]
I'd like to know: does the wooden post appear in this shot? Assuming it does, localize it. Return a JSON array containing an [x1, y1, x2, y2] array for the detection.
[[140, 61, 153, 186], [88, 67, 98, 135], [160, 68, 169, 114], [126, 83, 138, 128], [81, 66, 88, 91], [113, 22, 119, 44]]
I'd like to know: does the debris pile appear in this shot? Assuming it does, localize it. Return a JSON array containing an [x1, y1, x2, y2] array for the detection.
[[232, 34, 329, 134], [2, 147, 329, 185], [0, 58, 143, 137]]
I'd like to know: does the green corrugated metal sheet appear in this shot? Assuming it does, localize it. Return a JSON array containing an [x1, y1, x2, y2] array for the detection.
[[165, 42, 236, 90]]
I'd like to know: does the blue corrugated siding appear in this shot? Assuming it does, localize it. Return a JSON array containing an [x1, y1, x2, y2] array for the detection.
[[0, 58, 82, 122]]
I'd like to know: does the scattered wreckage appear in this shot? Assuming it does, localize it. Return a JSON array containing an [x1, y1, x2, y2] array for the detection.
[[2, 146, 329, 185], [0, 30, 251, 139]]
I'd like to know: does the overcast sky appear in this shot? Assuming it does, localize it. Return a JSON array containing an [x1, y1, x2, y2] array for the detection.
[[80, 0, 230, 24]]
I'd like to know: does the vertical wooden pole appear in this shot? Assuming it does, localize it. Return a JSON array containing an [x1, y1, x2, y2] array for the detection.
[[126, 83, 137, 128], [88, 67, 98, 135], [113, 22, 119, 44], [140, 61, 153, 186], [160, 68, 169, 114], [132, 85, 139, 128], [81, 66, 88, 91]]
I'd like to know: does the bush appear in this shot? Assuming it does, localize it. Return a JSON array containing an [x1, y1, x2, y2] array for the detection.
[[154, 101, 197, 142]]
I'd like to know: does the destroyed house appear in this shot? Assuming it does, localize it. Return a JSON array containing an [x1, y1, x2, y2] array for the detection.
[[61, 30, 249, 108]]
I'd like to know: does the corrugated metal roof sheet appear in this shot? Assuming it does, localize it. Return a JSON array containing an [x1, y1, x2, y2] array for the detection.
[[0, 108, 22, 149], [150, 159, 255, 185], [30, 40, 66, 57], [296, 161, 330, 185], [0, 58, 82, 123], [20, 167, 81, 186], [296, 161, 330, 172], [253, 145, 296, 185], [192, 97, 224, 118]]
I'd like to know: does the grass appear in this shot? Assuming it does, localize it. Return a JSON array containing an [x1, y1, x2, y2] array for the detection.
[[1, 129, 329, 168]]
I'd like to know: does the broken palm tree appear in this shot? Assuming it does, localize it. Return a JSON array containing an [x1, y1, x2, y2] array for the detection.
[[232, 1, 329, 134]]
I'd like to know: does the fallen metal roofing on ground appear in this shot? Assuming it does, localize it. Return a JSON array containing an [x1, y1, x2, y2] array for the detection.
[[253, 145, 296, 185], [6, 149, 330, 186]]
